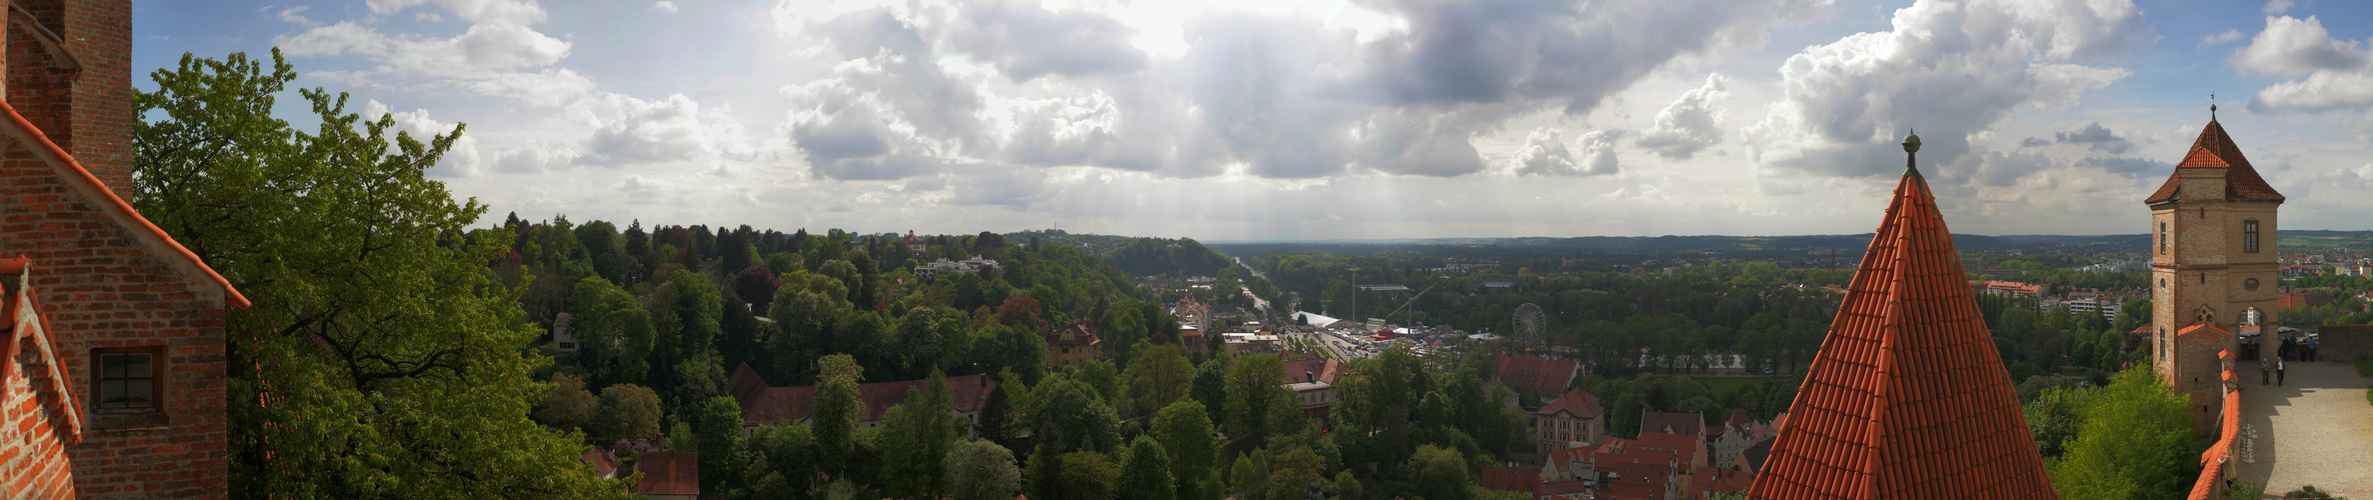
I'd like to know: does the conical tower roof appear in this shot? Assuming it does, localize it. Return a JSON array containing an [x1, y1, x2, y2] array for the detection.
[[1746, 139, 2057, 499], [2144, 119, 2285, 204]]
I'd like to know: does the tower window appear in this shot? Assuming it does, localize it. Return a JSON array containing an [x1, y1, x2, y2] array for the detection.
[[2244, 220, 2260, 253], [2159, 222, 2168, 254]]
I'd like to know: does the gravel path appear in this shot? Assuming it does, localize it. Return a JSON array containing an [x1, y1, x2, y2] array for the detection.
[[2233, 360, 2373, 497]]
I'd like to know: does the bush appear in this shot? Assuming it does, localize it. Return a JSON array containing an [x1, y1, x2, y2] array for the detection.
[[2355, 355, 2373, 378], [2281, 485, 2338, 498]]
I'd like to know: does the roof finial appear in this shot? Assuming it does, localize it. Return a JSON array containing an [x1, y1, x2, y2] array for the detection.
[[2211, 93, 2218, 121], [1902, 129, 1922, 176]]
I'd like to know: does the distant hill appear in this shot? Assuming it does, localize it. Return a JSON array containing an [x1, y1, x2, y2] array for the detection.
[[1193, 230, 2373, 255]]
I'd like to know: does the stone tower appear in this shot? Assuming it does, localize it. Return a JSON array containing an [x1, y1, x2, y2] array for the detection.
[[2144, 110, 2282, 435]]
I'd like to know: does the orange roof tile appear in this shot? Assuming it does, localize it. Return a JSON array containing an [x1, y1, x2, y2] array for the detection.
[[1640, 412, 1705, 437], [2145, 119, 2285, 204], [1494, 353, 1580, 396], [1537, 388, 1604, 419], [1747, 151, 2057, 499], [631, 451, 699, 496], [1480, 466, 1540, 493]]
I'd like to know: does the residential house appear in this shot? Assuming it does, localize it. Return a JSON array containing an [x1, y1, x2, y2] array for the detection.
[[913, 255, 1001, 281], [1050, 320, 1103, 368], [552, 312, 578, 352], [1708, 410, 1773, 467], [1281, 353, 1343, 421], [1535, 387, 1606, 452]]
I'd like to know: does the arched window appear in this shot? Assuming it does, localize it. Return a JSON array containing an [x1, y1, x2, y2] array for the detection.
[[2244, 220, 2260, 253]]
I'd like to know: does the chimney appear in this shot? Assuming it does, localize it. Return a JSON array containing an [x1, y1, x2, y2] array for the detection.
[[1306, 371, 1315, 383], [9, 0, 135, 195]]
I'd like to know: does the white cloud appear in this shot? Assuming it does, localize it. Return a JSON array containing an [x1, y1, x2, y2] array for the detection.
[[366, 0, 548, 25], [2200, 29, 2245, 47], [652, 1, 678, 14], [2235, 16, 2373, 114], [2264, 0, 2295, 15], [270, 5, 316, 26], [1511, 128, 1618, 177], [364, 100, 483, 177], [1744, 0, 2142, 180], [1636, 73, 1731, 160]]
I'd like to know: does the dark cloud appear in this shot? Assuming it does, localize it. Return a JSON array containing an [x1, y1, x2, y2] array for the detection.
[[2019, 137, 2050, 147], [2053, 122, 2133, 154], [1353, 0, 1818, 114], [941, 0, 1148, 82]]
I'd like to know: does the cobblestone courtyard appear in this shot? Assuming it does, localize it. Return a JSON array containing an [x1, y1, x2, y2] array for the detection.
[[2234, 360, 2373, 498]]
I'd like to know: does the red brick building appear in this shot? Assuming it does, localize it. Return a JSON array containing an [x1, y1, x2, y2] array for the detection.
[[0, 1, 250, 497], [1747, 132, 2055, 498], [2146, 116, 2282, 435]]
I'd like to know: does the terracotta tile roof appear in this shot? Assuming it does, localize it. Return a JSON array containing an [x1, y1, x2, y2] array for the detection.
[[1052, 320, 1102, 347], [732, 366, 998, 426], [631, 451, 699, 496], [0, 102, 249, 308], [2278, 292, 2332, 309], [1281, 355, 1341, 384], [2145, 119, 2285, 204], [1698, 465, 1758, 498], [1726, 409, 1755, 428], [1634, 431, 1700, 465], [1746, 159, 2057, 499], [1547, 444, 1597, 466], [1639, 412, 1705, 437], [1479, 466, 1540, 493], [580, 448, 616, 478], [1536, 479, 1593, 498], [1536, 388, 1604, 418], [1493, 353, 1580, 396]]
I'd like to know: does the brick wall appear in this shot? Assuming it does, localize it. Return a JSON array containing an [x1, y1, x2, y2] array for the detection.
[[4, 297, 78, 499], [2315, 325, 2373, 362], [10, 0, 134, 196], [2175, 326, 2228, 435], [0, 139, 231, 497]]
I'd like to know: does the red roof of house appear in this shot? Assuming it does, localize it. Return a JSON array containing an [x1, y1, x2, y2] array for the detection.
[[632, 451, 700, 496], [0, 102, 249, 308], [730, 362, 997, 425], [1639, 412, 1705, 438], [1052, 320, 1102, 347], [1479, 466, 1540, 493], [1536, 479, 1593, 498], [2146, 119, 2285, 204], [1282, 355, 1341, 385], [580, 448, 616, 478], [2278, 292, 2332, 310], [1605, 480, 1667, 500], [1493, 353, 1579, 397], [1536, 388, 1604, 419], [1698, 465, 1758, 497], [1635, 432, 1700, 464], [1547, 444, 1598, 466], [1747, 157, 2057, 499]]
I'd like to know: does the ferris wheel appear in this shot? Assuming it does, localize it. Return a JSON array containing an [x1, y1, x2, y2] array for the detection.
[[1514, 303, 1545, 350]]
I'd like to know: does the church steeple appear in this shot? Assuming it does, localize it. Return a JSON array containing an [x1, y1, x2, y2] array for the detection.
[[1747, 133, 2057, 499]]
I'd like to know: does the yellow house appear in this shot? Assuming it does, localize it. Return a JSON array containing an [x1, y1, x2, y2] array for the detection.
[[1050, 320, 1102, 368]]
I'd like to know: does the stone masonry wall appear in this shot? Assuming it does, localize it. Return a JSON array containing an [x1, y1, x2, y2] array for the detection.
[[2315, 325, 2373, 362]]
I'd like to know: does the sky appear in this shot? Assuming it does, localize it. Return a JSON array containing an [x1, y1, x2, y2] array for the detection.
[[133, 0, 2373, 240]]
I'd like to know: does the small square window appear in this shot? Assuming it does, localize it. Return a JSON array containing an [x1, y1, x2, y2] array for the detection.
[[91, 345, 170, 428]]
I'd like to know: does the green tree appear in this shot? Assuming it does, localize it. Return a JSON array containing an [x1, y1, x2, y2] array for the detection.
[[1409, 445, 1474, 500], [1225, 354, 1288, 446], [944, 439, 1022, 500], [1055, 451, 1120, 500], [1128, 345, 1196, 418], [813, 354, 866, 477], [534, 372, 598, 433], [697, 396, 746, 492], [1031, 376, 1122, 456], [1080, 359, 1123, 402], [1332, 470, 1362, 500], [1153, 399, 1218, 497], [2046, 367, 2200, 500], [598, 383, 663, 440], [897, 306, 946, 375], [139, 49, 628, 496], [751, 423, 815, 497], [1265, 446, 1323, 500], [569, 277, 656, 386], [1117, 436, 1178, 500], [880, 370, 958, 497]]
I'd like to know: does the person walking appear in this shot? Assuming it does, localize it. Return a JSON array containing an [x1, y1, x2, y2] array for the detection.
[[2261, 358, 2271, 386], [2277, 358, 2287, 387], [2307, 336, 2318, 362]]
